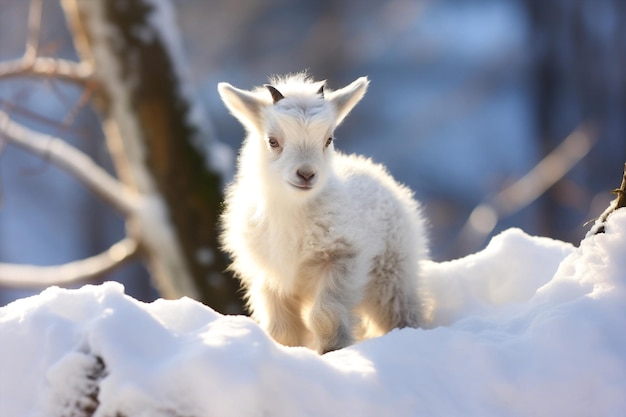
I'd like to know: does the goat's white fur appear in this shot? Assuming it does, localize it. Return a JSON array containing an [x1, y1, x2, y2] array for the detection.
[[218, 73, 428, 353]]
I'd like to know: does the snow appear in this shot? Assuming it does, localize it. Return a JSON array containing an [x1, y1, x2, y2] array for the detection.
[[2, 210, 626, 417]]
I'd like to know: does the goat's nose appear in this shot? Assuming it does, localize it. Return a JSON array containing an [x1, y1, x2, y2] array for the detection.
[[296, 167, 316, 182]]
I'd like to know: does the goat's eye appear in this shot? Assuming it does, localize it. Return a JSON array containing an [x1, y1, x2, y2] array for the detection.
[[268, 137, 280, 148], [325, 137, 333, 147]]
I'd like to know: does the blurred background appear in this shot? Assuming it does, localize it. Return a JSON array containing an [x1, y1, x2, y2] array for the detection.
[[1, 0, 625, 306]]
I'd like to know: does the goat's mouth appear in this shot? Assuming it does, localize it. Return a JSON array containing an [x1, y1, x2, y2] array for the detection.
[[288, 181, 314, 191]]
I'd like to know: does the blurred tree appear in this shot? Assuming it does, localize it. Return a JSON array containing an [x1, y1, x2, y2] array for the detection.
[[525, 0, 626, 239], [1, 0, 244, 313]]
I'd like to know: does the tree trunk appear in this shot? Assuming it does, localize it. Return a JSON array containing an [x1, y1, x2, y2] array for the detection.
[[60, 0, 243, 313]]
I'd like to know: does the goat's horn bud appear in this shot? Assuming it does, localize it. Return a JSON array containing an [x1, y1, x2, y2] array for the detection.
[[264, 85, 285, 103], [317, 84, 325, 98]]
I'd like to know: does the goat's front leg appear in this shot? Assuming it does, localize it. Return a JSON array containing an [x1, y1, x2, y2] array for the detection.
[[305, 249, 360, 354], [250, 284, 307, 347], [308, 290, 356, 354]]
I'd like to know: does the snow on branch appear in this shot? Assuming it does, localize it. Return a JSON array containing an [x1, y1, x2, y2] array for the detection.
[[0, 238, 138, 288], [0, 109, 138, 216]]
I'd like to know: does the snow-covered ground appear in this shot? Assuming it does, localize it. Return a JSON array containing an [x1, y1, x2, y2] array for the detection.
[[1, 210, 625, 417]]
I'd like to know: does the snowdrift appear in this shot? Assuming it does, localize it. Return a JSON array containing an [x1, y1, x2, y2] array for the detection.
[[1, 210, 625, 417]]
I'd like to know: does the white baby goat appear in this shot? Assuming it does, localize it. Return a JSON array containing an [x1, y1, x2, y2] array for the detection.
[[218, 73, 428, 353]]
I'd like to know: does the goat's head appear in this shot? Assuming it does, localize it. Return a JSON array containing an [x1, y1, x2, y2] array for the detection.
[[218, 74, 369, 199]]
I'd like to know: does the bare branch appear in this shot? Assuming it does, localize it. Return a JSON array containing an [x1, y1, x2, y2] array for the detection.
[[456, 123, 598, 248], [0, 57, 93, 85], [24, 0, 44, 62], [0, 109, 137, 215], [0, 98, 88, 136], [0, 237, 138, 288], [0, 0, 93, 85], [589, 163, 626, 236], [613, 163, 626, 210], [492, 123, 598, 216]]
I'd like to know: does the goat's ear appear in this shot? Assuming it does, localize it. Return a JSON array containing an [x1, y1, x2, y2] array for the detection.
[[326, 77, 369, 125], [218, 82, 263, 128]]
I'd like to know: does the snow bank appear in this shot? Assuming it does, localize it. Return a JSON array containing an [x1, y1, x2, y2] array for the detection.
[[1, 211, 625, 417]]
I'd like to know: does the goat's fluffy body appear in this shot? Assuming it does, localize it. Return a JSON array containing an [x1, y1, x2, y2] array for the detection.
[[219, 74, 428, 353]]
